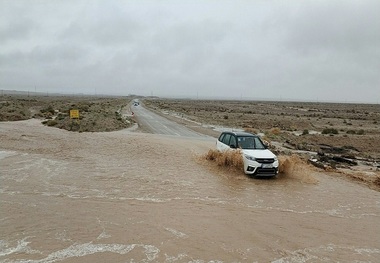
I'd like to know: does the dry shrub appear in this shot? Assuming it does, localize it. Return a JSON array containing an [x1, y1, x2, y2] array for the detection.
[[205, 149, 243, 171], [374, 176, 380, 187], [244, 127, 258, 134], [269, 127, 281, 135], [278, 155, 318, 184]]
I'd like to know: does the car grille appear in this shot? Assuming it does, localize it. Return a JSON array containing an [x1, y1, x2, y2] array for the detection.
[[255, 158, 274, 164], [255, 168, 277, 175]]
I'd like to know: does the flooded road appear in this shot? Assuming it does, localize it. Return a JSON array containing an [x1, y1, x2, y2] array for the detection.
[[1, 119, 380, 262]]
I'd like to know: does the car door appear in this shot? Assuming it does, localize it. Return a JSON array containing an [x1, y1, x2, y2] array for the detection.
[[216, 133, 225, 151], [229, 134, 237, 149], [217, 133, 231, 151]]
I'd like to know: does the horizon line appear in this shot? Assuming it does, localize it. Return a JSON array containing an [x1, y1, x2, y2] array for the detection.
[[1, 89, 379, 105]]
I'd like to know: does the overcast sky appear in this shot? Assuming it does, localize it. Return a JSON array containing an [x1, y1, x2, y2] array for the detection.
[[1, 0, 379, 102]]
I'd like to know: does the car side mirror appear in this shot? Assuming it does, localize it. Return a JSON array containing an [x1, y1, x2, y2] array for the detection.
[[230, 144, 237, 149]]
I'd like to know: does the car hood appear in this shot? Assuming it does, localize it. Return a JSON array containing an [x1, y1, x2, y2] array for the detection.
[[242, 149, 276, 158]]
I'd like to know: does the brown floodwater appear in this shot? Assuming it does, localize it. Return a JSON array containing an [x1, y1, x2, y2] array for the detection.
[[1, 120, 379, 262]]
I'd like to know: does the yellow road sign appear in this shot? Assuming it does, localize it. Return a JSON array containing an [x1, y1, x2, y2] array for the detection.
[[70, 109, 80, 119]]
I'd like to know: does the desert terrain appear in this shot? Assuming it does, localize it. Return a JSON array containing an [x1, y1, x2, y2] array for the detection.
[[0, 95, 135, 132], [1, 94, 380, 190], [144, 99, 380, 158], [144, 98, 380, 191], [1, 95, 380, 262], [1, 94, 379, 190]]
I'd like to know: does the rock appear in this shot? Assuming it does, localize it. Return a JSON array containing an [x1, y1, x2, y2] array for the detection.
[[331, 156, 358, 166], [308, 158, 326, 169]]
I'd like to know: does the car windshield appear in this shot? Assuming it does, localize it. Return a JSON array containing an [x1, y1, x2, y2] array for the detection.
[[237, 136, 266, 150]]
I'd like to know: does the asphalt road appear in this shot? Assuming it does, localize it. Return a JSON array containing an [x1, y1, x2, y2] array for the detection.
[[132, 104, 205, 138]]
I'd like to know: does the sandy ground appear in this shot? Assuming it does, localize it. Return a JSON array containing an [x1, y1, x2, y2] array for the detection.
[[1, 119, 380, 262]]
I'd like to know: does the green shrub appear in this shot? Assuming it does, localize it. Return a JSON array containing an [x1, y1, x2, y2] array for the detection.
[[46, 120, 58, 126], [69, 121, 80, 131], [41, 105, 55, 115], [357, 129, 365, 135], [78, 103, 90, 112], [57, 113, 66, 120], [322, 128, 338, 135], [302, 129, 309, 135]]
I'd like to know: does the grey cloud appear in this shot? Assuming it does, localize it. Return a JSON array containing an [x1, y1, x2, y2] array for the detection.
[[0, 0, 379, 102], [0, 18, 35, 44], [283, 1, 380, 53], [30, 45, 87, 64], [60, 14, 142, 47]]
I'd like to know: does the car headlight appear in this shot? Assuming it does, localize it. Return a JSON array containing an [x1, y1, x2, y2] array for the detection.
[[274, 156, 278, 161], [244, 155, 256, 161]]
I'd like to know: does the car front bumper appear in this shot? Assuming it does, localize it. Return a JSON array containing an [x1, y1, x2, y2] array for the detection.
[[243, 159, 279, 176]]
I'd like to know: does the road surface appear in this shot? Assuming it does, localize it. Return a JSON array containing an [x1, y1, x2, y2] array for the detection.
[[132, 104, 205, 138]]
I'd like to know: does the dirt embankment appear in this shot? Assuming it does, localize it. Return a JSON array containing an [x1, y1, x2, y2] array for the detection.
[[0, 95, 135, 132]]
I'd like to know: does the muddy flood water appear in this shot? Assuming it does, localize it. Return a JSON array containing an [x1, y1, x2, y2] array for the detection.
[[1, 120, 379, 262]]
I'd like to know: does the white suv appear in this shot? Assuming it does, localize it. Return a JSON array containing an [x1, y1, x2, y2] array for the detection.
[[216, 131, 279, 176]]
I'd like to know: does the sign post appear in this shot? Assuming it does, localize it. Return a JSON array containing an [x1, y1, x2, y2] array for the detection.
[[70, 109, 80, 124], [70, 109, 80, 119]]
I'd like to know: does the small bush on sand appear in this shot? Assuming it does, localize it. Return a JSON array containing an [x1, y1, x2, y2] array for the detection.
[[322, 128, 338, 134], [69, 121, 80, 131], [46, 120, 58, 126], [269, 127, 281, 135], [205, 149, 243, 170], [264, 127, 281, 140], [40, 105, 55, 115], [56, 113, 67, 120], [357, 129, 365, 135], [374, 176, 380, 187], [244, 127, 258, 134]]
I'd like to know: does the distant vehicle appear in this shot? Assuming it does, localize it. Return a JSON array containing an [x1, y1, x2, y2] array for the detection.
[[216, 131, 279, 176], [133, 99, 139, 106]]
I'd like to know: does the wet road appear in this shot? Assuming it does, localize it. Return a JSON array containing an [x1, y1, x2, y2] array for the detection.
[[132, 104, 205, 138], [1, 119, 380, 262]]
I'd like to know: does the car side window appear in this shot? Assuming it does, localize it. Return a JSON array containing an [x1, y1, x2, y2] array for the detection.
[[222, 134, 231, 145], [229, 135, 237, 147], [253, 137, 265, 149], [218, 133, 225, 142]]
